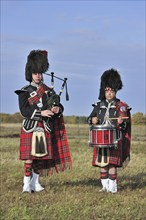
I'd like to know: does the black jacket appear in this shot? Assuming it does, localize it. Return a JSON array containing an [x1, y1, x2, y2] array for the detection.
[[88, 98, 130, 130], [15, 83, 64, 132]]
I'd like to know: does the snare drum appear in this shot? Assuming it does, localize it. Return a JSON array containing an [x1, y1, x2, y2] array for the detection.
[[89, 125, 120, 148]]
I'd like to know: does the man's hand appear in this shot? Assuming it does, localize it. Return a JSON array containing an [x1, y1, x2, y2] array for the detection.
[[41, 110, 54, 117], [117, 116, 124, 124], [92, 117, 98, 125], [51, 106, 60, 114]]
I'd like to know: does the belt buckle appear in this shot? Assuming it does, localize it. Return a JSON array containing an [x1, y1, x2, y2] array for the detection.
[[30, 91, 37, 97]]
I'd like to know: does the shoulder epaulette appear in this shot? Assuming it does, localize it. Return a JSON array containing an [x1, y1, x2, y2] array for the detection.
[[92, 101, 100, 107], [21, 85, 30, 91], [14, 85, 30, 95]]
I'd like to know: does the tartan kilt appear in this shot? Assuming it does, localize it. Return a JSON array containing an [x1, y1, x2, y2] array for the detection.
[[20, 116, 72, 175], [92, 134, 130, 168]]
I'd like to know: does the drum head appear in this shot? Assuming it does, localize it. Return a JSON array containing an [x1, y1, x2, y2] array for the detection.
[[90, 124, 116, 130]]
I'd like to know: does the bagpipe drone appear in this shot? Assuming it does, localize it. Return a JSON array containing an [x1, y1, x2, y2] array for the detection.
[[43, 72, 69, 111]]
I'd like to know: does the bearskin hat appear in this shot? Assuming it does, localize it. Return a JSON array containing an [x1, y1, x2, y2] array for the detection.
[[98, 68, 123, 100], [25, 50, 49, 82]]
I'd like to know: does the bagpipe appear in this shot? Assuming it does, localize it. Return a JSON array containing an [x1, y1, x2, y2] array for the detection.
[[43, 72, 69, 110]]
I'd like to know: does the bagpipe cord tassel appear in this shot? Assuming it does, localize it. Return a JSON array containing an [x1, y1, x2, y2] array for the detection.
[[65, 81, 69, 101]]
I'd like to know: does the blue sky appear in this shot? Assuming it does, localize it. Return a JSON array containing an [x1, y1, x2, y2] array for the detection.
[[1, 0, 145, 116]]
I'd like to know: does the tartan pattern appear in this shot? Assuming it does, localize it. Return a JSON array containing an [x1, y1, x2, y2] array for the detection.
[[20, 117, 72, 176], [28, 85, 46, 105], [24, 163, 32, 176], [92, 141, 123, 167], [92, 136, 130, 167], [92, 101, 131, 168]]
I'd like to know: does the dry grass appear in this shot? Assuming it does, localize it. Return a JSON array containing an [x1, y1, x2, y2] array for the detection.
[[0, 124, 146, 220]]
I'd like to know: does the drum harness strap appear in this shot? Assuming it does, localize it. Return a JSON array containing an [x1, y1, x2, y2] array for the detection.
[[103, 101, 121, 149], [102, 102, 112, 126]]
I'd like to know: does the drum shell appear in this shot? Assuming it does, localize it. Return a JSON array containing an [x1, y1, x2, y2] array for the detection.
[[89, 125, 119, 148]]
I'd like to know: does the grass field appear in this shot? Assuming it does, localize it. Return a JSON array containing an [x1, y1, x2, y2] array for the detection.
[[0, 123, 146, 220]]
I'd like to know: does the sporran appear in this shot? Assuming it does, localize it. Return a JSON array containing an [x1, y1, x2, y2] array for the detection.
[[31, 127, 48, 157]]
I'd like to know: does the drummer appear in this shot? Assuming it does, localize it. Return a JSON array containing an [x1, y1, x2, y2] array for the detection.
[[88, 68, 131, 193]]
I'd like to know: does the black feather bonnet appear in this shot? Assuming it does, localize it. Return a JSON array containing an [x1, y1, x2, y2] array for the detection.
[[25, 50, 49, 82], [98, 68, 123, 100]]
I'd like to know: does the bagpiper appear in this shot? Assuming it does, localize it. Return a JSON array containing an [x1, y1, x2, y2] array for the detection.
[[15, 50, 72, 193]]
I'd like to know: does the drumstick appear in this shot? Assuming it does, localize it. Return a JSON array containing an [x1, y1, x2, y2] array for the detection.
[[109, 117, 129, 120]]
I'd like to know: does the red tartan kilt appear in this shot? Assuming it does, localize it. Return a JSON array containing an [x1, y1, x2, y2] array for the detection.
[[20, 123, 52, 160], [19, 118, 71, 164], [19, 117, 72, 175], [92, 140, 123, 167]]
